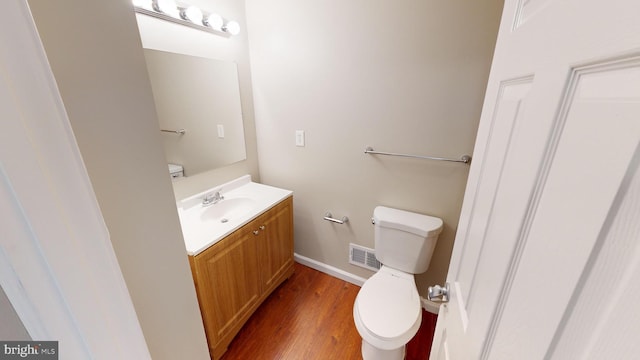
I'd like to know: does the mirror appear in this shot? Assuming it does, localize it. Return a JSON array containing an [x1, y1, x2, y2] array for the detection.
[[143, 49, 246, 177]]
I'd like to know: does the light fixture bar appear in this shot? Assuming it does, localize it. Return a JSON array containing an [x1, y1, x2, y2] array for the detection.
[[134, 6, 231, 37]]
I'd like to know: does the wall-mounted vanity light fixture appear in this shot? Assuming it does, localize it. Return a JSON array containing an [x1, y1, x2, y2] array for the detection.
[[132, 0, 241, 36]]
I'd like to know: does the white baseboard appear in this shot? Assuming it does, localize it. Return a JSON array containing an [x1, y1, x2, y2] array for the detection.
[[294, 253, 367, 286], [420, 297, 441, 315], [294, 253, 441, 315]]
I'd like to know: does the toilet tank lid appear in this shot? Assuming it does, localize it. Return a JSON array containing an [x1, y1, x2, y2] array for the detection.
[[373, 206, 443, 237]]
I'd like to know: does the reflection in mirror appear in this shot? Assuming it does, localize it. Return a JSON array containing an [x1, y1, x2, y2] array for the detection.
[[143, 49, 246, 177]]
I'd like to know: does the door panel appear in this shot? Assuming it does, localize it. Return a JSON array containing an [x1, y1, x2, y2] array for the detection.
[[196, 227, 260, 342], [488, 57, 640, 359], [549, 155, 640, 359], [258, 198, 294, 294], [450, 78, 537, 351], [431, 0, 640, 358], [457, 78, 533, 311]]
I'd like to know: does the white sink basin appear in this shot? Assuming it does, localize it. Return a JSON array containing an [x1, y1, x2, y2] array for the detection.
[[177, 175, 292, 255], [200, 197, 256, 223]]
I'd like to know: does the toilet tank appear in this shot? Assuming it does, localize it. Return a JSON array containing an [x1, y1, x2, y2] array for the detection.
[[373, 206, 443, 274]]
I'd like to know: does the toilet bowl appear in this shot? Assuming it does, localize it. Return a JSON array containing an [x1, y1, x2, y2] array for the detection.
[[353, 266, 421, 360], [353, 206, 443, 360]]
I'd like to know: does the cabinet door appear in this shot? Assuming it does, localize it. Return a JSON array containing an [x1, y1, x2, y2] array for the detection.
[[258, 197, 294, 294], [193, 224, 260, 346]]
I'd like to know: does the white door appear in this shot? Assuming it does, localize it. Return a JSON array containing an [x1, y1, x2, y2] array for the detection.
[[430, 0, 640, 358]]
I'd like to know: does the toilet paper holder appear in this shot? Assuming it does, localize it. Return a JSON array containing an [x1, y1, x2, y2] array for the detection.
[[323, 212, 349, 225]]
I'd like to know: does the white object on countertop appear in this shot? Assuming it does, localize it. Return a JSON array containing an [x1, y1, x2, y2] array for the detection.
[[168, 163, 183, 179], [176, 175, 292, 255]]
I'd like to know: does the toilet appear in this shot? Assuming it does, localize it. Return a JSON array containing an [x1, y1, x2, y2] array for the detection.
[[353, 206, 443, 360]]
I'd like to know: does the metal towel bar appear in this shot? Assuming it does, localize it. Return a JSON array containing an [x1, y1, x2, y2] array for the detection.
[[323, 212, 349, 224], [161, 129, 186, 135], [364, 146, 471, 164]]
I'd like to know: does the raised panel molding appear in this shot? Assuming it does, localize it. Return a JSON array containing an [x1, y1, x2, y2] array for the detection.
[[483, 53, 640, 359], [455, 77, 533, 311], [513, 0, 554, 29], [542, 54, 640, 359]]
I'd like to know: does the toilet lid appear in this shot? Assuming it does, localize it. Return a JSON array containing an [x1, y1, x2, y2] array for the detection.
[[356, 270, 421, 340]]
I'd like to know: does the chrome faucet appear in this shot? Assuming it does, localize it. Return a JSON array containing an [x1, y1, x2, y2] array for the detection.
[[202, 191, 224, 206]]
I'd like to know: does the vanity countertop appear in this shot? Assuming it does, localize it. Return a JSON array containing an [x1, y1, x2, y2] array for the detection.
[[176, 175, 292, 256]]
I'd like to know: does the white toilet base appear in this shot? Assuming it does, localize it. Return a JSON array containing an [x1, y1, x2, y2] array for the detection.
[[361, 339, 405, 360]]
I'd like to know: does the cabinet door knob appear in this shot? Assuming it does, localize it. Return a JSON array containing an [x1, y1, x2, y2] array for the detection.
[[253, 230, 259, 235], [259, 225, 266, 230]]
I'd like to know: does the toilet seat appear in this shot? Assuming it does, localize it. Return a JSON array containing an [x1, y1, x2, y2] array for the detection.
[[354, 266, 422, 350]]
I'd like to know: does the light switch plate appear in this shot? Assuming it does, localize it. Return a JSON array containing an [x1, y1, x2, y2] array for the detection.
[[295, 130, 305, 147], [217, 124, 224, 138]]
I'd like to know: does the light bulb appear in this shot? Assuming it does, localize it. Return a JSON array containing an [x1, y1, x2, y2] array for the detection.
[[222, 20, 240, 35], [180, 6, 203, 24], [204, 13, 224, 31], [153, 0, 179, 18]]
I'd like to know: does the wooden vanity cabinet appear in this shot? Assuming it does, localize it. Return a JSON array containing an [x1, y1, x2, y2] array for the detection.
[[189, 196, 294, 360], [256, 197, 294, 295]]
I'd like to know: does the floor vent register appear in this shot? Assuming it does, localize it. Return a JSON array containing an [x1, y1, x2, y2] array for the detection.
[[349, 243, 381, 271]]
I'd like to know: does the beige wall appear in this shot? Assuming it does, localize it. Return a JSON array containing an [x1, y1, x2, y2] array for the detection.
[[0, 285, 30, 340], [135, 0, 260, 200], [27, 0, 210, 359], [246, 0, 503, 292]]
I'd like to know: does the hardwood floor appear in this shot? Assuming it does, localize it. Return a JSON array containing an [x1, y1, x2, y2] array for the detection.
[[220, 262, 437, 360]]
